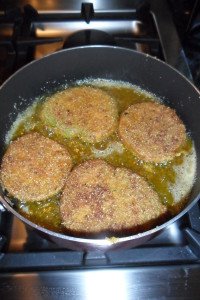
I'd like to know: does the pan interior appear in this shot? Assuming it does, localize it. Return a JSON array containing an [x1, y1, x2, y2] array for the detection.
[[0, 46, 200, 242], [0, 76, 197, 238]]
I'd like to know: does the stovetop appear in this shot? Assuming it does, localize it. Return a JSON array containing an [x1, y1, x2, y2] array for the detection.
[[0, 0, 200, 299]]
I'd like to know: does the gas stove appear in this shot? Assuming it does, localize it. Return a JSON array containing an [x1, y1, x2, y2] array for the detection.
[[0, 1, 200, 299]]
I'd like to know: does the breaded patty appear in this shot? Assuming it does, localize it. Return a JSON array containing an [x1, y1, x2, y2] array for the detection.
[[60, 159, 167, 235], [40, 86, 118, 143], [0, 132, 72, 202], [119, 102, 186, 163]]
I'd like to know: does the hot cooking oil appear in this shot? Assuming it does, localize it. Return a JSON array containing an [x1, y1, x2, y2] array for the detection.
[[9, 80, 195, 233]]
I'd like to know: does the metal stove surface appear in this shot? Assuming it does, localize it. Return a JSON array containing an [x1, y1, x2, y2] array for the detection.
[[1, 266, 200, 300], [0, 205, 200, 300]]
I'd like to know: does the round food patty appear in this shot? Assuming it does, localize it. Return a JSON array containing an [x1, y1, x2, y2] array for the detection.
[[60, 159, 167, 235], [40, 86, 118, 143], [119, 102, 186, 163], [0, 132, 72, 202]]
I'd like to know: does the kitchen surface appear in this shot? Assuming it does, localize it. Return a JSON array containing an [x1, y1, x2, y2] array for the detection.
[[0, 0, 200, 299]]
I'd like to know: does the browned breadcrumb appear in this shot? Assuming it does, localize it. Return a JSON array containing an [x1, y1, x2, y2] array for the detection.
[[40, 86, 118, 143], [0, 132, 72, 201], [118, 102, 186, 163], [60, 159, 167, 234]]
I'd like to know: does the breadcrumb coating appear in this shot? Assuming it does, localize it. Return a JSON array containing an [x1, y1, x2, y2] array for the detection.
[[119, 102, 186, 163], [0, 132, 72, 201], [60, 159, 167, 235], [40, 86, 118, 143]]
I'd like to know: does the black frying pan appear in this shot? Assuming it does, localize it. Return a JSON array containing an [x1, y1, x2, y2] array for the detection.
[[0, 46, 200, 251]]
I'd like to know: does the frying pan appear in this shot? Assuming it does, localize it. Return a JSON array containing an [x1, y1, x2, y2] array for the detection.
[[0, 45, 200, 251]]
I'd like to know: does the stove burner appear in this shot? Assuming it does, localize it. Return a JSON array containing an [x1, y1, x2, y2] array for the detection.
[[63, 29, 115, 48]]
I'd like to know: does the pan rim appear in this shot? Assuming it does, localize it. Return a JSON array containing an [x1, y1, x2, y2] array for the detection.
[[0, 193, 199, 247], [0, 45, 200, 249], [1, 44, 200, 97]]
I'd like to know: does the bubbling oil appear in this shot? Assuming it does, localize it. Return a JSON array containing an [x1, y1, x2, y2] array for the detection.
[[7, 79, 197, 233]]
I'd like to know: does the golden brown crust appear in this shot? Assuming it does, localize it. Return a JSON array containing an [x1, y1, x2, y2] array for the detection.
[[60, 159, 167, 235], [0, 132, 72, 201], [118, 102, 186, 163], [40, 86, 118, 143]]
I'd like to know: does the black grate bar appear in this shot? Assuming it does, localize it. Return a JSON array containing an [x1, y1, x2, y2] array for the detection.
[[185, 228, 200, 258], [107, 246, 198, 266], [0, 251, 84, 271], [0, 245, 198, 272], [188, 203, 200, 233], [115, 36, 159, 44], [150, 0, 193, 81]]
